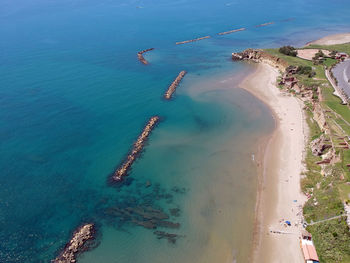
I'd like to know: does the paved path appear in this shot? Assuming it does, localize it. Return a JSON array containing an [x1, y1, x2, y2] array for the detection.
[[332, 59, 350, 99], [308, 215, 345, 225]]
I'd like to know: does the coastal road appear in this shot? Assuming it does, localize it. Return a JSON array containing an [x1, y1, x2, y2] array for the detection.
[[332, 59, 350, 98], [325, 68, 347, 104]]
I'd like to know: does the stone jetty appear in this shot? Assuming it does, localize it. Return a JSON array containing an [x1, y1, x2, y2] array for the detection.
[[137, 48, 154, 64], [164, 71, 187, 100], [176, 36, 210, 45], [54, 223, 95, 263], [217, 27, 246, 35], [112, 116, 160, 182], [255, 22, 274, 27]]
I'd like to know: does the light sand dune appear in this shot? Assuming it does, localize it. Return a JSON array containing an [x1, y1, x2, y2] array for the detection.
[[239, 63, 307, 263], [297, 48, 331, 60]]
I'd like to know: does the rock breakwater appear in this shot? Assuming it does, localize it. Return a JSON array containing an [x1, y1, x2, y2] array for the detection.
[[232, 48, 288, 72], [255, 22, 274, 27], [54, 223, 95, 263], [176, 36, 210, 45], [112, 116, 160, 182], [218, 27, 246, 35], [164, 71, 187, 100], [137, 48, 154, 64]]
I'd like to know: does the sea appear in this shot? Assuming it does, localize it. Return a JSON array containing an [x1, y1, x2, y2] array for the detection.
[[1, 0, 350, 262]]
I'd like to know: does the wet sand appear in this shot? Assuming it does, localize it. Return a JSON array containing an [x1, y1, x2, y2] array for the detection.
[[307, 32, 350, 45], [239, 63, 307, 263]]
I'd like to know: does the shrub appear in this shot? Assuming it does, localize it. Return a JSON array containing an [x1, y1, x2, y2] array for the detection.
[[297, 65, 313, 75], [330, 50, 338, 59], [279, 46, 297, 56], [312, 50, 325, 65], [308, 71, 316, 78]]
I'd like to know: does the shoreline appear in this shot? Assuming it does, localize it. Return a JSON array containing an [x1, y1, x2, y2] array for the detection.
[[238, 63, 308, 262], [306, 32, 350, 45]]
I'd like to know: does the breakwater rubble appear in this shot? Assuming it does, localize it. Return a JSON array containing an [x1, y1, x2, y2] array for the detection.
[[164, 71, 187, 100], [176, 36, 210, 45], [217, 27, 246, 35], [255, 21, 274, 27], [137, 48, 154, 64], [112, 116, 160, 182], [54, 223, 96, 263]]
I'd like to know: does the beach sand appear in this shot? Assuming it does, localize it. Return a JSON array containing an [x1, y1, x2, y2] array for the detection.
[[239, 63, 307, 263], [307, 32, 350, 45]]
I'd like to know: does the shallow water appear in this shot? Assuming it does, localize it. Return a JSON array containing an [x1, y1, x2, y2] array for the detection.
[[1, 0, 350, 262]]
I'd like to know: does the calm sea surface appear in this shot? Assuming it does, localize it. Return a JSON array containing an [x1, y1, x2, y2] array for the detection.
[[1, 0, 350, 262]]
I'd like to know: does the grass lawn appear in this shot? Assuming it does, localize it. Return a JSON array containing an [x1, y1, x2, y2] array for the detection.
[[306, 43, 350, 55], [307, 218, 350, 263], [338, 183, 350, 202]]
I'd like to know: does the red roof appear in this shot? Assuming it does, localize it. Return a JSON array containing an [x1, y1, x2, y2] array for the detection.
[[302, 244, 319, 261]]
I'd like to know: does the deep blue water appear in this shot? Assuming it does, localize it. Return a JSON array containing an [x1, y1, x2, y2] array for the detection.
[[1, 0, 350, 262]]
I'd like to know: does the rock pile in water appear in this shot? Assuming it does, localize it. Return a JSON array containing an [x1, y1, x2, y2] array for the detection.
[[112, 116, 160, 182], [137, 48, 154, 64], [54, 223, 95, 263], [164, 71, 187, 100], [176, 36, 210, 45]]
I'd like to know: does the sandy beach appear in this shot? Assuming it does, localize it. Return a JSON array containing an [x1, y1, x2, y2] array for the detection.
[[239, 63, 308, 262], [307, 32, 350, 45]]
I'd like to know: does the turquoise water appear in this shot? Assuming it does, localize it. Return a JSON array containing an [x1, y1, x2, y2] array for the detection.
[[1, 0, 350, 262]]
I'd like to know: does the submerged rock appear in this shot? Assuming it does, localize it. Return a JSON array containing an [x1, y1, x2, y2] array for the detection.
[[169, 208, 180, 217], [153, 231, 182, 244]]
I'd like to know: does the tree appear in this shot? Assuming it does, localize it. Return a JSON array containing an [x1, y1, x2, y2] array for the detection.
[[279, 46, 297, 56], [296, 65, 312, 75], [330, 50, 338, 59]]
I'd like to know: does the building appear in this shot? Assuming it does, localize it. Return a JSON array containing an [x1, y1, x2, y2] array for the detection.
[[335, 52, 348, 60], [300, 231, 319, 263]]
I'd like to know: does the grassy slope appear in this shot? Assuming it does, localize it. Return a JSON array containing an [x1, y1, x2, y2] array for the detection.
[[265, 44, 350, 263]]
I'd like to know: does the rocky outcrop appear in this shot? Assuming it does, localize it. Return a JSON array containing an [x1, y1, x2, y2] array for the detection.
[[310, 135, 332, 156], [112, 116, 160, 182], [54, 223, 95, 263], [232, 49, 288, 72], [164, 71, 187, 100]]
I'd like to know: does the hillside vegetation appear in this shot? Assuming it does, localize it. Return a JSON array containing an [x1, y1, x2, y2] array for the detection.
[[265, 43, 350, 263]]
